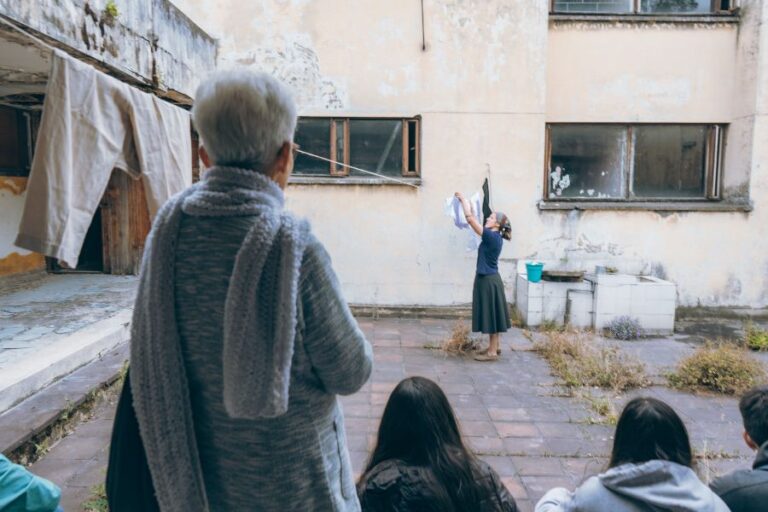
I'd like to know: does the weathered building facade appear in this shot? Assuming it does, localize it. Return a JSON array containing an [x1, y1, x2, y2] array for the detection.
[[170, 0, 765, 311], [0, 0, 215, 276]]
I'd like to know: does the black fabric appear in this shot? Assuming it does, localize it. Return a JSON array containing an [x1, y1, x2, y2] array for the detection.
[[710, 441, 768, 512], [106, 370, 160, 512], [482, 178, 492, 224], [472, 273, 511, 334], [358, 459, 517, 512]]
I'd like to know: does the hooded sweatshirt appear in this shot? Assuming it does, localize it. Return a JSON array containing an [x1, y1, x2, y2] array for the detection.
[[535, 460, 730, 512], [710, 440, 768, 512]]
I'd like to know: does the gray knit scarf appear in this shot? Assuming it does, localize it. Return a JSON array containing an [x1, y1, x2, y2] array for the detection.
[[130, 166, 311, 512]]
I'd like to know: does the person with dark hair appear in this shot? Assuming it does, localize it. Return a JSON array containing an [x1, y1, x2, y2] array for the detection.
[[536, 397, 729, 512], [454, 191, 512, 362], [357, 376, 518, 512], [710, 385, 768, 511]]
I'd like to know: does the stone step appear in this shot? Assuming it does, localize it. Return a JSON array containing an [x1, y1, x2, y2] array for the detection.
[[0, 310, 131, 414], [0, 342, 128, 455]]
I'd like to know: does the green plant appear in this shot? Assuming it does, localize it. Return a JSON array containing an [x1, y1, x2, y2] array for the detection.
[[104, 0, 119, 20], [745, 322, 768, 351], [668, 344, 766, 395], [582, 393, 619, 426], [534, 331, 649, 392], [539, 319, 564, 333], [83, 483, 108, 512], [510, 306, 524, 328]]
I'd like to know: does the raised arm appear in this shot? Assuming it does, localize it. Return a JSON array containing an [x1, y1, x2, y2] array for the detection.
[[455, 192, 483, 236]]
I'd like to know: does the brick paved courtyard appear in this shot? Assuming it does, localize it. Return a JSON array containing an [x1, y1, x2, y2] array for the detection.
[[33, 317, 762, 512]]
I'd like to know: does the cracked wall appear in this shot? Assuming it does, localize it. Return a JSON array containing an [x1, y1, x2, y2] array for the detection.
[[0, 0, 216, 101], [170, 1, 765, 308]]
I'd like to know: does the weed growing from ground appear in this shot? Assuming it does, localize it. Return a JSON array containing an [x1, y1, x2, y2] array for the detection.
[[442, 321, 481, 355], [534, 330, 649, 392], [745, 322, 768, 351], [606, 316, 643, 340], [668, 343, 766, 395]]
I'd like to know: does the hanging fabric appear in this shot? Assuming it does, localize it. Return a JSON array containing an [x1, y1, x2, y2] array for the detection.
[[15, 50, 192, 268]]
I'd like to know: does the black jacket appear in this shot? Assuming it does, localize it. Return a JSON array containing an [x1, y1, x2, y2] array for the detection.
[[710, 441, 768, 512], [358, 459, 518, 512]]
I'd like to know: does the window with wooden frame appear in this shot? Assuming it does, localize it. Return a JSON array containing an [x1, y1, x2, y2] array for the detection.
[[294, 117, 420, 178], [0, 105, 33, 177], [550, 0, 734, 14], [545, 124, 724, 201]]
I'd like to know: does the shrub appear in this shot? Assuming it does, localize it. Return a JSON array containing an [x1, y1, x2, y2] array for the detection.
[[668, 344, 766, 395], [606, 316, 643, 341], [534, 331, 649, 392], [442, 321, 480, 355], [745, 323, 768, 352]]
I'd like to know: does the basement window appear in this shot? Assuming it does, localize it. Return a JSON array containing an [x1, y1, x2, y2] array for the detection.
[[551, 0, 734, 14], [293, 117, 420, 179], [545, 124, 724, 202]]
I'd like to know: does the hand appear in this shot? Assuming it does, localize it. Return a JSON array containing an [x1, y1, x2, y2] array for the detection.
[[454, 192, 464, 200]]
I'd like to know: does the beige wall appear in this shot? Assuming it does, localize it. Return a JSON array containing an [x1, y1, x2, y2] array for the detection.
[[170, 1, 768, 308]]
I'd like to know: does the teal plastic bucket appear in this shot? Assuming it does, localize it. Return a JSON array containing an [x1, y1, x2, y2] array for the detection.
[[526, 262, 544, 283]]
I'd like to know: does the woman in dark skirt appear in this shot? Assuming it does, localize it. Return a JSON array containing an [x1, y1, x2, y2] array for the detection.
[[455, 192, 512, 361]]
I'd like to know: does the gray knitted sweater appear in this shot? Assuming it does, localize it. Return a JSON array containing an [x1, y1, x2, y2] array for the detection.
[[130, 167, 373, 511]]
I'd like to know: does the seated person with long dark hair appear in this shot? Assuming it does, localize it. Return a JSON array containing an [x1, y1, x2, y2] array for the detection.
[[357, 376, 517, 512], [535, 397, 728, 512]]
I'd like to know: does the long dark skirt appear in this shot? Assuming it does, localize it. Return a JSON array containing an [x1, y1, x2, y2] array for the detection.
[[472, 273, 511, 334]]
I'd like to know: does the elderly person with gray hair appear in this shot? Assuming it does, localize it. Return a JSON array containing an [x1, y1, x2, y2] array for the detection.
[[129, 70, 373, 511]]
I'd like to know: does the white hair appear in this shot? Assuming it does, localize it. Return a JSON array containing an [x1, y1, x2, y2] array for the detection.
[[192, 70, 297, 171]]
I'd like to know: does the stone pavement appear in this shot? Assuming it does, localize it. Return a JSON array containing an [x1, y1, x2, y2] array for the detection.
[[31, 318, 763, 512], [0, 274, 137, 412], [0, 274, 137, 368]]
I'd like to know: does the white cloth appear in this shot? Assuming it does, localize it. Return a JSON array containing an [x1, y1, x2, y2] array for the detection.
[[15, 50, 191, 268], [444, 191, 483, 251]]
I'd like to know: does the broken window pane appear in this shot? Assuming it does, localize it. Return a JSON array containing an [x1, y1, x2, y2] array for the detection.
[[632, 125, 707, 198], [294, 118, 330, 175], [553, 0, 633, 13], [349, 120, 403, 177], [549, 125, 627, 199], [640, 0, 715, 13]]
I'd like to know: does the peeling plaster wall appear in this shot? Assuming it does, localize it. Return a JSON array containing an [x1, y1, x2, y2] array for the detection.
[[0, 178, 44, 275], [175, 0, 766, 308], [545, 6, 768, 308], [0, 0, 216, 100]]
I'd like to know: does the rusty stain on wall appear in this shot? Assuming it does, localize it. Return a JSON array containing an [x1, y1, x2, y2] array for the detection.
[[0, 177, 27, 195], [0, 251, 45, 275]]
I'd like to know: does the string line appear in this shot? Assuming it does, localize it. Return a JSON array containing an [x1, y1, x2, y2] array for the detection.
[[296, 149, 419, 188]]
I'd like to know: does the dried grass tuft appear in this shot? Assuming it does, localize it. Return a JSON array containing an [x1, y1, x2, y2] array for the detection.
[[668, 343, 766, 395], [442, 321, 481, 355]]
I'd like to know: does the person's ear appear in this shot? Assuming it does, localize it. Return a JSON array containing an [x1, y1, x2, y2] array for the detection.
[[744, 431, 759, 450], [199, 146, 212, 168], [270, 141, 293, 189]]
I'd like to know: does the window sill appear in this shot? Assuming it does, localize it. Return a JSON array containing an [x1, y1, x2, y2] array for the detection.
[[289, 175, 421, 187], [549, 13, 739, 25], [538, 200, 753, 212]]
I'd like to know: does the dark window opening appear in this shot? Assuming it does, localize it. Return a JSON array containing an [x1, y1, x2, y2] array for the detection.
[[551, 0, 732, 14], [292, 117, 420, 178], [48, 209, 104, 273], [294, 118, 332, 175], [546, 123, 724, 202], [349, 119, 403, 178], [0, 106, 31, 177]]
